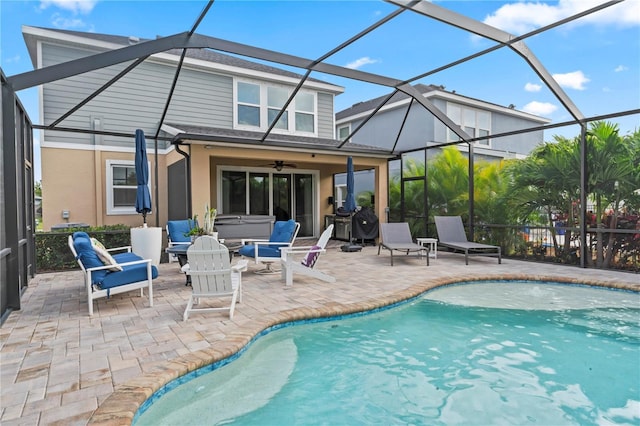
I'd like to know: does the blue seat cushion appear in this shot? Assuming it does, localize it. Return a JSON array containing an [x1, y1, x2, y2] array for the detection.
[[97, 252, 159, 289], [238, 244, 281, 259], [167, 219, 198, 243]]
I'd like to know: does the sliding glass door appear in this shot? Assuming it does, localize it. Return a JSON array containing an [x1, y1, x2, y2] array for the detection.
[[221, 169, 315, 237]]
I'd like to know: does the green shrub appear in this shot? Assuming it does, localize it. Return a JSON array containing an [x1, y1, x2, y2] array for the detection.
[[36, 225, 131, 272]]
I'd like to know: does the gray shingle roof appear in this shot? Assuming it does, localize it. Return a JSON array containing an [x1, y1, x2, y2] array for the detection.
[[165, 123, 393, 155], [336, 83, 437, 120], [25, 26, 337, 86]]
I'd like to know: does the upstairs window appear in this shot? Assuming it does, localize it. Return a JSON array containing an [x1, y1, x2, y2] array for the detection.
[[295, 92, 315, 133], [235, 80, 316, 136], [338, 125, 350, 141], [237, 82, 261, 127], [446, 102, 491, 146], [267, 86, 288, 130]]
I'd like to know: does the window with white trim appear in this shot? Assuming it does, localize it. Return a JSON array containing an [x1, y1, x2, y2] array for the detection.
[[446, 102, 491, 146], [337, 125, 351, 141], [235, 80, 317, 136], [267, 86, 288, 130], [237, 82, 261, 127], [106, 160, 149, 215], [294, 92, 315, 133]]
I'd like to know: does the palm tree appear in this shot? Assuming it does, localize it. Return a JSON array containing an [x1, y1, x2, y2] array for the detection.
[[587, 122, 638, 266], [427, 147, 469, 218], [506, 121, 638, 267]]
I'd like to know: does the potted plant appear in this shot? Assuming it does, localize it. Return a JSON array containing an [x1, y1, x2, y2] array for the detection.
[[184, 206, 218, 242], [184, 215, 207, 243]]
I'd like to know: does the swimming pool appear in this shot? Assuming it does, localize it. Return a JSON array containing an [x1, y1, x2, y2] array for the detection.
[[134, 281, 639, 425]]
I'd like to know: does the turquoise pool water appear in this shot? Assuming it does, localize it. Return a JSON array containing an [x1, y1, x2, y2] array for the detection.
[[135, 281, 640, 425]]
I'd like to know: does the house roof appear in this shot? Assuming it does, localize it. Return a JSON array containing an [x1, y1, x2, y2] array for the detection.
[[22, 26, 342, 92], [336, 83, 549, 124], [336, 83, 437, 119], [163, 123, 394, 157]]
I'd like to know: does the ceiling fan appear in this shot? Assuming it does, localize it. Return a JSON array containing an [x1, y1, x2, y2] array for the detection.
[[264, 160, 297, 171]]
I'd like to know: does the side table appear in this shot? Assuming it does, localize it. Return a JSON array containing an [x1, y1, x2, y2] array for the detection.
[[416, 237, 438, 259]]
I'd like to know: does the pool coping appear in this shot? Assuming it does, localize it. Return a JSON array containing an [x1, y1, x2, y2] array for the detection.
[[88, 274, 639, 425]]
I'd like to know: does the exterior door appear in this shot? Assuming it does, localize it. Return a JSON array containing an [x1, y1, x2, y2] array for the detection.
[[293, 174, 313, 237]]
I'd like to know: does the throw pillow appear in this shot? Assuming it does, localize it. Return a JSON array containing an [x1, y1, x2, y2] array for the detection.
[[91, 238, 123, 272], [301, 245, 321, 268], [91, 238, 106, 251]]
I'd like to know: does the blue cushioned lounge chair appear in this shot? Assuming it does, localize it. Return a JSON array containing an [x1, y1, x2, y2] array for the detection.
[[166, 219, 198, 263], [68, 231, 158, 315], [239, 219, 300, 273]]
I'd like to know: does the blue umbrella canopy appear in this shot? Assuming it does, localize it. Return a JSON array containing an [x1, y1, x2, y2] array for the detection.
[[344, 156, 357, 213], [134, 129, 152, 224]]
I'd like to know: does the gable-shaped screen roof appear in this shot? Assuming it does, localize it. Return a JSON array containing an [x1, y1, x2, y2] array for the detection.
[[7, 0, 636, 156]]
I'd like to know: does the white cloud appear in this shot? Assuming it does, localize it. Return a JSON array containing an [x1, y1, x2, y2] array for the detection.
[[345, 57, 379, 70], [483, 0, 639, 34], [5, 54, 21, 64], [614, 65, 628, 72], [39, 0, 98, 14], [552, 70, 590, 90], [522, 101, 558, 117], [51, 13, 88, 29], [524, 82, 542, 92]]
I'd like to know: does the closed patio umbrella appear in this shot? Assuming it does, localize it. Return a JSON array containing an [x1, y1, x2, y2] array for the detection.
[[134, 129, 152, 225], [344, 156, 356, 213], [341, 156, 361, 252]]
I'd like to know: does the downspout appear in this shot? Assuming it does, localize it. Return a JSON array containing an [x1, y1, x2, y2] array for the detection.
[[173, 141, 192, 218]]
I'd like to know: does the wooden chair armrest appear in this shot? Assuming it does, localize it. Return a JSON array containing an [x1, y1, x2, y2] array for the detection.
[[232, 259, 249, 272], [281, 247, 325, 261]]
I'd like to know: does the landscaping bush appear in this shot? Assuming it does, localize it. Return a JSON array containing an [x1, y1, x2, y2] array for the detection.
[[36, 225, 131, 272]]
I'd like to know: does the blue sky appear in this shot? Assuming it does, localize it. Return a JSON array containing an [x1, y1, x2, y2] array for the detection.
[[1, 0, 639, 181]]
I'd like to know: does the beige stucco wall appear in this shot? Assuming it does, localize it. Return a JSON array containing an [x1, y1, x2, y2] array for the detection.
[[41, 147, 168, 231], [185, 144, 389, 236], [42, 143, 389, 239]]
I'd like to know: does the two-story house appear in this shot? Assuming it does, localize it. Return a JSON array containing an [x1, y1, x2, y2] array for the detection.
[[336, 83, 550, 161], [23, 26, 392, 238]]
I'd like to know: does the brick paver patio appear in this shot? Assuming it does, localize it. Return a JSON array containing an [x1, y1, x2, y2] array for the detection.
[[1, 242, 638, 425]]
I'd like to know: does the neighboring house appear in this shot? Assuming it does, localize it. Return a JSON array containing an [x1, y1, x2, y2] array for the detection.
[[336, 83, 550, 161], [23, 26, 392, 237]]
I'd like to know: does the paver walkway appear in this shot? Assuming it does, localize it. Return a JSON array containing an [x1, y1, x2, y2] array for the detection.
[[1, 242, 638, 425]]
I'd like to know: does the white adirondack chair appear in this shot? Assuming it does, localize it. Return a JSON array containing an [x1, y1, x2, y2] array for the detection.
[[280, 224, 336, 287], [184, 236, 247, 321]]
